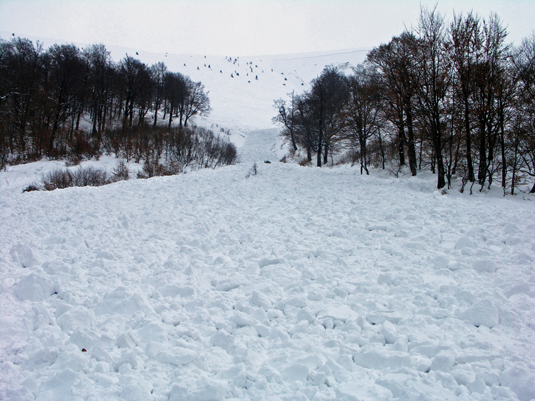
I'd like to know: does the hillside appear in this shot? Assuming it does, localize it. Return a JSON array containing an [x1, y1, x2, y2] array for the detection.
[[103, 46, 368, 143], [1, 46, 535, 401]]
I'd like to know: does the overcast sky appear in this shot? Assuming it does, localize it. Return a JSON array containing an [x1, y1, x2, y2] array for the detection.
[[1, 0, 533, 56]]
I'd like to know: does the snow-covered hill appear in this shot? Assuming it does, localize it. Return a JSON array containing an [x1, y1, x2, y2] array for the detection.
[[1, 46, 535, 401], [106, 46, 368, 146]]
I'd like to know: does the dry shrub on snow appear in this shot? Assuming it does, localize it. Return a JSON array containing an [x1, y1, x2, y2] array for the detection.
[[43, 167, 108, 191]]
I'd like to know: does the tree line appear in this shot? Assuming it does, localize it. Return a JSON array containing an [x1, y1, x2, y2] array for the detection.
[[274, 8, 535, 193], [0, 38, 214, 166]]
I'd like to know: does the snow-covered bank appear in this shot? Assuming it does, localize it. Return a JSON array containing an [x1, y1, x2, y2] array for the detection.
[[1, 159, 534, 400]]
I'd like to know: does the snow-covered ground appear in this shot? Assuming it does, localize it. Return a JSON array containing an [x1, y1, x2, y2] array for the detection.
[[1, 47, 535, 401]]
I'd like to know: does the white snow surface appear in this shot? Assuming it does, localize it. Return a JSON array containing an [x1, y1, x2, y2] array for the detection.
[[1, 49, 535, 401]]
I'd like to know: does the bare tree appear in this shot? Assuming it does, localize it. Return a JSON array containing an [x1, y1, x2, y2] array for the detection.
[[450, 12, 482, 182], [151, 62, 167, 126], [119, 56, 153, 130], [308, 66, 349, 166], [182, 80, 210, 127], [367, 32, 420, 175], [45, 43, 86, 155], [273, 91, 299, 151], [342, 64, 382, 174], [472, 14, 510, 188], [164, 72, 188, 129], [414, 6, 451, 189], [512, 34, 535, 193], [84, 44, 115, 140]]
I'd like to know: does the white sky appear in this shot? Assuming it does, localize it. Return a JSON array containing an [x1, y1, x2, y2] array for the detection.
[[0, 0, 533, 56]]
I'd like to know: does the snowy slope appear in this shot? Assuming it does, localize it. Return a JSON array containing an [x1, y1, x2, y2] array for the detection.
[[1, 46, 535, 401], [1, 160, 535, 400], [102, 46, 368, 142]]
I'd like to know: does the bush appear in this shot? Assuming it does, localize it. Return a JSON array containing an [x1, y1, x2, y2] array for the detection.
[[140, 158, 182, 178], [111, 160, 129, 182], [245, 162, 258, 179], [42, 166, 108, 191], [72, 166, 107, 187], [43, 169, 73, 191], [22, 184, 40, 193], [298, 157, 312, 167]]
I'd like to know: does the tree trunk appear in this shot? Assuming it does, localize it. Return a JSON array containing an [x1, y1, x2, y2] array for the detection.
[[436, 150, 446, 189], [405, 105, 417, 176], [378, 130, 385, 170], [360, 137, 369, 175], [500, 117, 507, 190], [153, 105, 159, 127], [316, 140, 322, 167], [317, 122, 323, 167], [168, 107, 173, 129], [464, 100, 475, 181], [432, 116, 446, 189], [478, 119, 487, 185], [398, 109, 406, 166]]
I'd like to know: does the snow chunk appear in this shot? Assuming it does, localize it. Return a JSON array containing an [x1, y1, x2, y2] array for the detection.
[[97, 250, 114, 260], [459, 299, 499, 328], [276, 296, 307, 310], [211, 330, 235, 352], [14, 273, 54, 301], [377, 273, 394, 285], [409, 344, 445, 358], [258, 257, 285, 268], [296, 309, 315, 323], [473, 259, 497, 273], [169, 379, 226, 401], [504, 282, 534, 298], [318, 306, 359, 322], [69, 328, 101, 350], [214, 279, 241, 291], [230, 312, 257, 327], [251, 290, 272, 310], [255, 324, 271, 337], [94, 286, 153, 315], [455, 290, 477, 305], [500, 363, 535, 401], [43, 235, 65, 245], [25, 347, 59, 371], [56, 307, 94, 333], [455, 349, 502, 364], [366, 310, 403, 324], [120, 381, 152, 401], [455, 236, 477, 250], [116, 332, 136, 349], [155, 348, 196, 366], [113, 352, 142, 372], [10, 244, 39, 267], [335, 382, 393, 401], [429, 350, 456, 372], [136, 322, 167, 343], [381, 320, 399, 344], [353, 348, 411, 370], [159, 284, 195, 298], [451, 364, 476, 386], [37, 368, 81, 400], [282, 364, 309, 383], [468, 378, 487, 394], [376, 372, 457, 399]]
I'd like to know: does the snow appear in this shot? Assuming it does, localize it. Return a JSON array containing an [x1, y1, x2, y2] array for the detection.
[[1, 48, 535, 401]]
